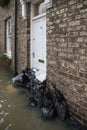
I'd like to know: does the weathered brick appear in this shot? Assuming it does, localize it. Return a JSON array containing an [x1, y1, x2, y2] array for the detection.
[[77, 3, 83, 9], [68, 21, 75, 26], [47, 0, 87, 126], [77, 37, 84, 42], [68, 42, 79, 47], [0, 0, 87, 126], [60, 8, 65, 14], [59, 23, 67, 27], [80, 31, 87, 36], [84, 38, 87, 42], [56, 19, 61, 24], [80, 8, 87, 13], [56, 11, 59, 15], [68, 0, 78, 5], [71, 4, 77, 10], [83, 0, 87, 5], [0, 1, 30, 72]]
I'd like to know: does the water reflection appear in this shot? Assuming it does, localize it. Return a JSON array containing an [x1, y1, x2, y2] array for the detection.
[[0, 65, 75, 130]]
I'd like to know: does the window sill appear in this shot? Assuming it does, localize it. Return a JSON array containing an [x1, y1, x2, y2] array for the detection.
[[4, 53, 12, 59]]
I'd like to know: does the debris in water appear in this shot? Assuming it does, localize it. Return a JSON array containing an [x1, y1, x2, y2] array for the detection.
[[12, 68, 87, 129], [5, 123, 12, 130], [1, 100, 4, 103], [0, 99, 7, 103], [12, 73, 23, 83], [0, 103, 2, 108], [53, 85, 69, 121], [8, 105, 11, 108], [0, 80, 3, 82], [0, 118, 4, 125], [41, 105, 56, 120], [5, 127, 9, 130], [5, 124, 12, 130], [12, 68, 69, 121], [29, 97, 37, 107], [8, 123, 12, 127], [13, 105, 15, 107], [4, 112, 9, 117], [0, 111, 4, 115], [66, 116, 87, 130], [7, 85, 17, 94]]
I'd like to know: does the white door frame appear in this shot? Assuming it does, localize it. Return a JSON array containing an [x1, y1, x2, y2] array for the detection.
[[30, 2, 46, 72], [30, 3, 34, 68]]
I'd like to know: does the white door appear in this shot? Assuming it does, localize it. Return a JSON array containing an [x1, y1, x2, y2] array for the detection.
[[32, 15, 46, 73], [6, 19, 11, 58]]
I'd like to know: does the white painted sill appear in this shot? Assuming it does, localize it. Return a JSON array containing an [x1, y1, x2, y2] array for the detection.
[[4, 53, 12, 59]]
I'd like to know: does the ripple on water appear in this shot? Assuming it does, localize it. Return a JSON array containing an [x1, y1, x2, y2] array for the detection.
[[0, 118, 4, 125], [0, 64, 77, 130], [0, 100, 7, 103], [0, 103, 2, 108], [5, 123, 12, 130], [0, 80, 3, 82], [0, 111, 4, 115], [4, 112, 9, 117]]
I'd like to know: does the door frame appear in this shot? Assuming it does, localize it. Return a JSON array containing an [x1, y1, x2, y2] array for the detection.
[[30, 2, 46, 72]]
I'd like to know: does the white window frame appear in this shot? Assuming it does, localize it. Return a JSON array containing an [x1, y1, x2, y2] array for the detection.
[[20, 0, 52, 19], [20, 0, 26, 19], [45, 0, 52, 8], [5, 18, 12, 59], [27, 0, 52, 8]]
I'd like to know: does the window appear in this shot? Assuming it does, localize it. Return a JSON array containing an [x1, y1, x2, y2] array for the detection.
[[34, 0, 46, 16], [6, 18, 11, 58]]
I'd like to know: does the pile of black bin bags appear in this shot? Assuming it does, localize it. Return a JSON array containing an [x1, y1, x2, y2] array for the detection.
[[12, 68, 69, 121]]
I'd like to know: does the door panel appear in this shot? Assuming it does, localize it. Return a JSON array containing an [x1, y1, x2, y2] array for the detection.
[[32, 15, 46, 72]]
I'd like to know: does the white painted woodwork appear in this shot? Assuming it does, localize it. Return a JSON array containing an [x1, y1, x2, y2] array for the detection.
[[6, 19, 11, 58], [45, 0, 52, 8], [39, 2, 46, 14], [32, 14, 46, 73], [30, 1, 47, 80], [20, 0, 26, 19]]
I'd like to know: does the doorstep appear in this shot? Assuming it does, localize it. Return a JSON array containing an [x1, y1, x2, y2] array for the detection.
[[32, 68, 46, 82]]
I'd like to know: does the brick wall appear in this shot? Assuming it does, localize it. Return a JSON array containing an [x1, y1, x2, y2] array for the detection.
[[16, 1, 30, 73], [47, 0, 87, 125], [0, 0, 87, 126], [0, 0, 15, 70], [0, 0, 30, 72]]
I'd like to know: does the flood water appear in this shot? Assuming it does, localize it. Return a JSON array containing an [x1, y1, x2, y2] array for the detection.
[[0, 64, 75, 130]]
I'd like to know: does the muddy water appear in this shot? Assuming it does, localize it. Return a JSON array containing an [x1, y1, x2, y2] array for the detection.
[[0, 65, 75, 130]]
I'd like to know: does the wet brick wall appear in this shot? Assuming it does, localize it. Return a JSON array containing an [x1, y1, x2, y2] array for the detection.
[[16, 1, 31, 73], [0, 0, 87, 126], [46, 0, 87, 126], [0, 0, 15, 70], [0, 0, 30, 72]]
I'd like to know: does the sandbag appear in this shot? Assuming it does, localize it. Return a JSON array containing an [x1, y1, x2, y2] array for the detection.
[[54, 100, 68, 121], [41, 105, 56, 120], [29, 97, 37, 107], [53, 86, 69, 121]]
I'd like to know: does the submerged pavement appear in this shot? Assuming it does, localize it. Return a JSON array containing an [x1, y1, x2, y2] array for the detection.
[[0, 64, 76, 130]]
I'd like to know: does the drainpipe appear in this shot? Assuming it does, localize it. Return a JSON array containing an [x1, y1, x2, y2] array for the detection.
[[14, 0, 17, 75]]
